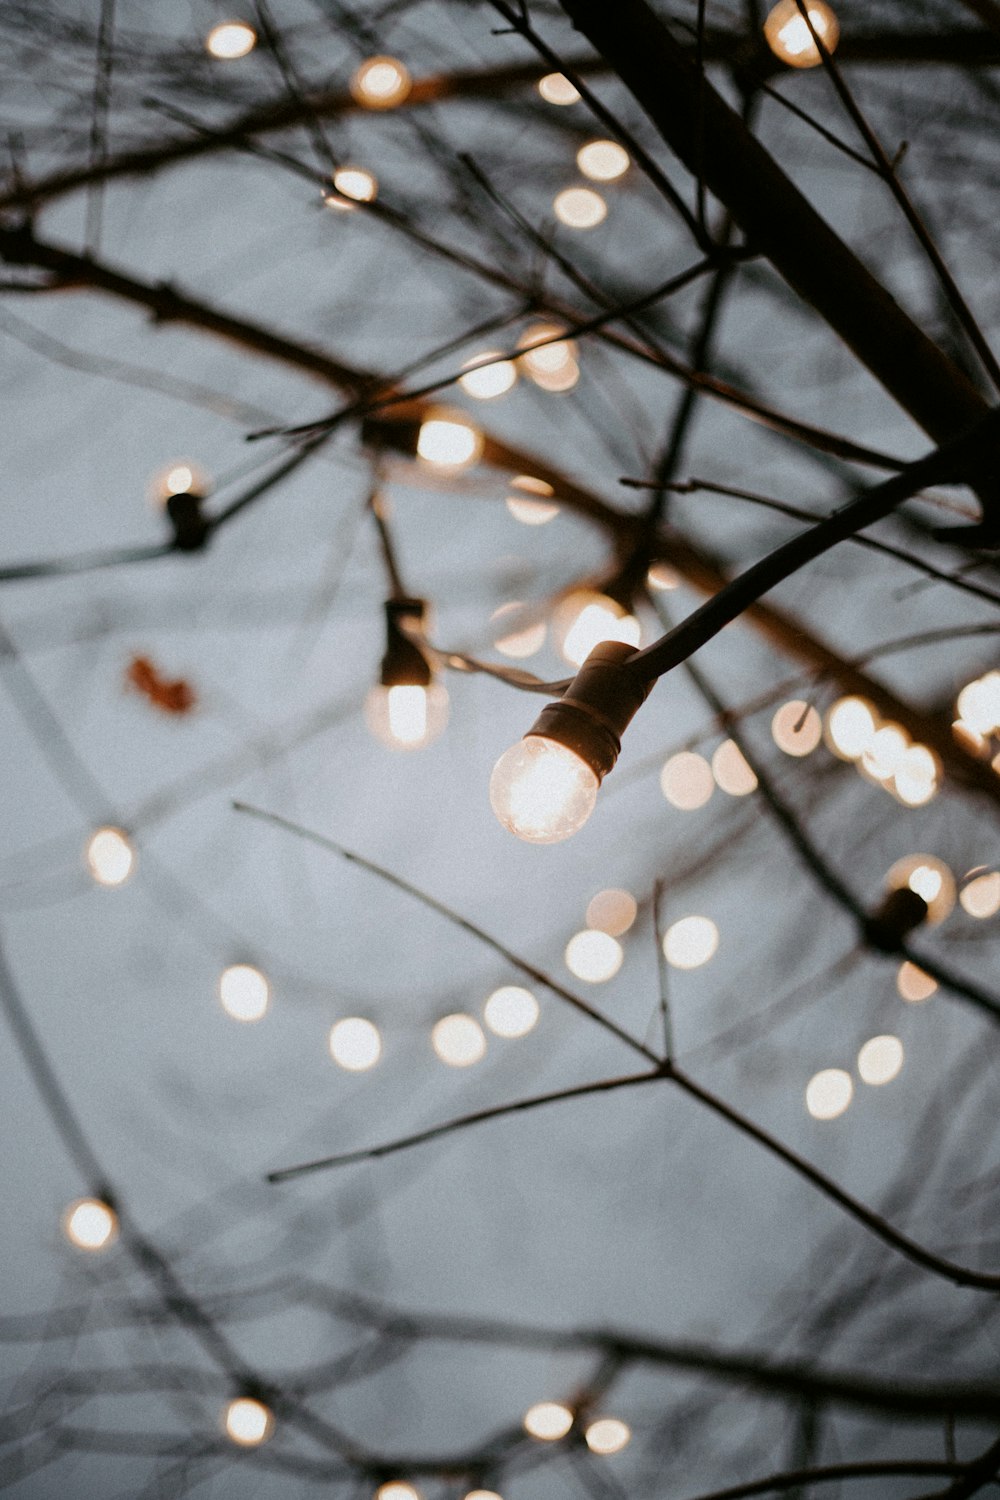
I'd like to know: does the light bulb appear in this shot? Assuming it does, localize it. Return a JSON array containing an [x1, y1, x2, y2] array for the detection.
[[506, 475, 559, 525], [517, 325, 579, 393], [329, 1017, 382, 1071], [224, 1397, 273, 1446], [712, 739, 758, 797], [957, 676, 1000, 736], [660, 751, 714, 810], [63, 1197, 118, 1251], [893, 744, 939, 806], [552, 591, 640, 667], [350, 55, 411, 109], [897, 961, 937, 1002], [465, 1491, 502, 1500], [524, 1401, 573, 1439], [365, 682, 449, 750], [885, 854, 955, 925], [218, 963, 270, 1022], [85, 826, 135, 887], [483, 985, 539, 1038], [862, 724, 909, 781], [825, 696, 877, 760], [772, 700, 822, 757], [325, 165, 378, 209], [416, 413, 483, 469], [459, 353, 518, 400], [576, 140, 629, 182], [537, 73, 579, 105], [764, 0, 839, 68], [960, 870, 1000, 919], [431, 1013, 486, 1067], [553, 187, 607, 229], [805, 1068, 852, 1120], [857, 1034, 904, 1086], [565, 929, 623, 983], [492, 603, 546, 660], [490, 736, 599, 844], [376, 1484, 421, 1500], [205, 20, 257, 58], [662, 915, 718, 970], [585, 887, 637, 936], [149, 460, 208, 508], [585, 1418, 631, 1455]]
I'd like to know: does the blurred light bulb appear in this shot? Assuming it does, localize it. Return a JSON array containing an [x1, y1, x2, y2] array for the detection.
[[662, 915, 718, 970], [552, 591, 640, 667], [660, 751, 714, 810], [492, 603, 547, 659], [586, 887, 637, 936], [224, 1397, 273, 1446], [484, 985, 539, 1038], [416, 414, 483, 469], [857, 1034, 904, 1086], [517, 325, 579, 393], [432, 1013, 486, 1066], [219, 963, 270, 1022], [490, 735, 599, 843], [63, 1198, 118, 1251], [711, 739, 758, 797], [205, 21, 257, 58], [647, 562, 679, 591], [585, 1418, 631, 1455], [885, 854, 955, 926], [577, 140, 629, 182], [897, 960, 937, 1002], [376, 1486, 421, 1500], [524, 1401, 573, 1439], [565, 929, 623, 983], [806, 1067, 852, 1120], [764, 0, 839, 67], [862, 724, 909, 781], [825, 696, 877, 760], [553, 186, 607, 229], [325, 165, 378, 209], [893, 744, 939, 806], [365, 683, 449, 750], [537, 73, 579, 105], [772, 700, 822, 756], [956, 676, 1000, 736], [350, 55, 411, 108], [459, 353, 518, 400], [150, 460, 208, 508], [960, 870, 1000, 919], [329, 1017, 382, 1071], [506, 475, 559, 525], [85, 826, 135, 887], [465, 1492, 502, 1500]]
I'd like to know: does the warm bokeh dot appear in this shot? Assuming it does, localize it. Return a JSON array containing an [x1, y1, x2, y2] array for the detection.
[[329, 1017, 382, 1071], [662, 916, 718, 970], [483, 986, 539, 1038], [63, 1198, 118, 1252], [223, 1397, 273, 1446], [585, 1418, 631, 1454], [897, 961, 937, 1003], [565, 929, 623, 983], [660, 751, 714, 810], [524, 1401, 573, 1439], [806, 1068, 853, 1120], [432, 1014, 486, 1066], [771, 700, 822, 757], [585, 887, 638, 936]]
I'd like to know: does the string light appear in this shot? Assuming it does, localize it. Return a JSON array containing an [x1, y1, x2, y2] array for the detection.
[[857, 1034, 904, 1086], [576, 140, 629, 182], [85, 826, 135, 887], [537, 73, 579, 105], [376, 1485, 421, 1500], [662, 916, 718, 970], [205, 21, 257, 59], [712, 739, 758, 797], [483, 985, 539, 1037], [223, 1396, 274, 1446], [325, 166, 378, 210], [506, 475, 559, 525], [764, 1, 840, 68], [885, 854, 955, 925], [350, 55, 411, 109], [492, 603, 546, 659], [432, 1014, 486, 1066], [329, 1017, 382, 1071], [861, 724, 909, 782], [956, 672, 1000, 736], [62, 1197, 118, 1251], [565, 929, 624, 982], [218, 963, 270, 1022], [825, 696, 877, 760], [551, 591, 640, 667], [959, 869, 1000, 919], [524, 1401, 574, 1439], [553, 187, 607, 229], [459, 353, 518, 400], [660, 751, 714, 810], [585, 887, 638, 936], [366, 599, 449, 751], [805, 1068, 852, 1120], [416, 412, 483, 469], [585, 1418, 631, 1455], [897, 961, 937, 1002], [517, 325, 579, 393], [771, 700, 822, 756], [893, 744, 940, 806], [464, 1491, 502, 1500]]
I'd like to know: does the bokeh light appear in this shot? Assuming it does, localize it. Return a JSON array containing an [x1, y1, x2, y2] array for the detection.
[[660, 751, 714, 810], [577, 140, 629, 182], [524, 1401, 573, 1439], [857, 1034, 904, 1086], [218, 964, 270, 1022], [205, 21, 256, 59], [432, 1014, 486, 1066], [585, 1417, 631, 1454], [329, 1018, 382, 1071], [662, 916, 718, 969], [772, 700, 822, 756], [585, 887, 638, 936], [565, 929, 624, 983], [711, 739, 758, 797], [224, 1396, 273, 1446], [85, 826, 135, 887], [805, 1068, 852, 1120], [63, 1198, 118, 1251], [483, 985, 539, 1038]]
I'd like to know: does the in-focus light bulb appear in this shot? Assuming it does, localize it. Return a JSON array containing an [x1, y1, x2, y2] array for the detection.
[[224, 1396, 273, 1446], [553, 186, 607, 229], [205, 21, 257, 58], [764, 0, 839, 67], [585, 1418, 631, 1455], [576, 140, 629, 182], [524, 1401, 573, 1439], [565, 929, 623, 983], [219, 963, 270, 1022], [432, 1013, 486, 1066], [63, 1197, 118, 1252], [537, 73, 579, 105], [806, 1067, 852, 1120], [85, 826, 135, 887], [552, 591, 640, 667], [490, 736, 599, 844], [365, 683, 449, 750], [350, 55, 411, 109], [484, 985, 539, 1038], [329, 1017, 382, 1071]]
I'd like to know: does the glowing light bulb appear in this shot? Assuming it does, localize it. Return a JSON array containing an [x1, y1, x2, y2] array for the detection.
[[524, 1401, 573, 1439], [857, 1034, 904, 1087], [490, 736, 599, 843], [862, 724, 909, 781], [659, 751, 714, 810], [224, 1397, 273, 1446], [806, 1068, 852, 1120], [565, 929, 623, 983], [772, 700, 822, 757], [897, 961, 937, 1002], [365, 683, 449, 750], [376, 1486, 421, 1500], [957, 677, 1000, 736], [325, 165, 378, 209], [577, 140, 629, 182], [537, 73, 579, 105], [416, 414, 483, 469], [459, 352, 518, 400], [960, 870, 1000, 919], [85, 826, 135, 887], [517, 325, 579, 393], [825, 696, 877, 760], [492, 603, 547, 660], [465, 1491, 502, 1500], [506, 475, 559, 525], [585, 1418, 631, 1455], [329, 1017, 382, 1071], [483, 985, 539, 1038], [350, 55, 411, 109], [585, 887, 637, 936], [432, 1013, 486, 1066], [711, 739, 758, 797], [150, 460, 208, 508], [219, 964, 270, 1022], [884, 854, 955, 927], [205, 20, 257, 58], [552, 591, 640, 667], [553, 186, 607, 229], [63, 1198, 118, 1252], [893, 744, 939, 807], [764, 0, 839, 68], [662, 915, 718, 970]]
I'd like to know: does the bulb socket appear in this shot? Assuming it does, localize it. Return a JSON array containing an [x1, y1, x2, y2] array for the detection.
[[361, 411, 423, 458], [380, 597, 432, 687], [865, 886, 929, 951], [166, 491, 210, 552], [525, 640, 651, 781]]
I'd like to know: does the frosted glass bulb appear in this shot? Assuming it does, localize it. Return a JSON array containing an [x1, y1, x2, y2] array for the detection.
[[764, 0, 839, 67], [329, 1017, 382, 1071], [219, 964, 270, 1022], [524, 1401, 573, 1439], [483, 985, 539, 1038], [805, 1068, 852, 1120], [490, 736, 599, 844], [85, 826, 135, 887], [63, 1198, 118, 1251], [205, 21, 256, 58], [350, 56, 411, 109], [224, 1397, 273, 1446], [365, 683, 448, 750]]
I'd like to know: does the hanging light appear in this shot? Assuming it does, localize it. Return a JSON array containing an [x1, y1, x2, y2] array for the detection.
[[869, 854, 956, 946], [350, 56, 411, 109], [365, 599, 449, 751], [218, 963, 270, 1022], [62, 1196, 119, 1251], [764, 0, 840, 68], [85, 826, 135, 887], [223, 1395, 274, 1446], [205, 20, 257, 59], [551, 590, 641, 667], [151, 461, 210, 551], [524, 1401, 574, 1439], [537, 73, 579, 105], [553, 186, 607, 229], [576, 140, 629, 182]]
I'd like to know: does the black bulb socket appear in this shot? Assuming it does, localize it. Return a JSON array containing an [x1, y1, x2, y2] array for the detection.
[[524, 640, 652, 782], [865, 886, 929, 952], [380, 597, 432, 688], [166, 490, 210, 552]]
